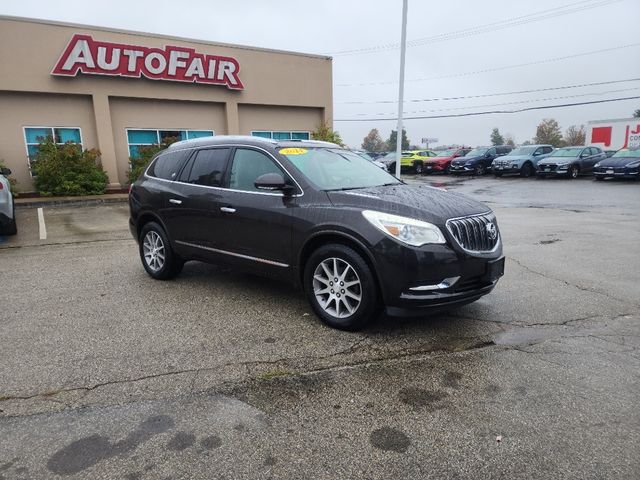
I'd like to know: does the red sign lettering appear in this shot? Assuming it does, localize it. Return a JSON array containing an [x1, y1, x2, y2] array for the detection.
[[51, 34, 244, 90]]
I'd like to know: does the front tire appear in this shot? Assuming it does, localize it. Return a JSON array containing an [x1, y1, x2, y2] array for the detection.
[[568, 165, 579, 179], [595, 176, 604, 181], [303, 244, 380, 331], [474, 164, 486, 176], [139, 222, 183, 280], [520, 162, 533, 178]]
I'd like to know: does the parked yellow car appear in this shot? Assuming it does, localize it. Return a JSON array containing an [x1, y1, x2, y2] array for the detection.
[[401, 150, 437, 174]]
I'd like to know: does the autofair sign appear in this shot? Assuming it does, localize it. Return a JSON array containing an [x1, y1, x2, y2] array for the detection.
[[52, 34, 244, 90]]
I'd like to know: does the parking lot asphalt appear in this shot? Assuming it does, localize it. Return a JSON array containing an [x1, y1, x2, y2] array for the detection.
[[1, 175, 638, 479]]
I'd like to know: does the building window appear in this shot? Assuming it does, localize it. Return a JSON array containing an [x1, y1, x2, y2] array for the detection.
[[126, 129, 214, 158], [251, 131, 310, 141], [24, 126, 83, 175]]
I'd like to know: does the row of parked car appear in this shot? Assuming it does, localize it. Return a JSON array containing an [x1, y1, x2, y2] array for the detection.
[[360, 145, 639, 180]]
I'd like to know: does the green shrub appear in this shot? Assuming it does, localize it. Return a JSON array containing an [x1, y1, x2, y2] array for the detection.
[[0, 160, 18, 198], [127, 137, 180, 184], [32, 137, 108, 196]]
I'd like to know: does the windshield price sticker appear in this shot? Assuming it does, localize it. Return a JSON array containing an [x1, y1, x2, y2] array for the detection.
[[279, 148, 308, 155]]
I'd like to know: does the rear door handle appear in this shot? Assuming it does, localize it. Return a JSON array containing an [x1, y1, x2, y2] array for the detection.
[[220, 206, 236, 213], [169, 198, 182, 205]]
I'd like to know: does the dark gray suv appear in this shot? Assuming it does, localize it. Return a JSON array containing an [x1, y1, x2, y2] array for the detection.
[[129, 136, 504, 330]]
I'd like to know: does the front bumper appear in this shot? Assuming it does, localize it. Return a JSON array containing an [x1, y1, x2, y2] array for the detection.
[[493, 165, 520, 174], [593, 167, 639, 179], [449, 164, 473, 174], [372, 237, 504, 316], [536, 166, 569, 177], [424, 162, 448, 172]]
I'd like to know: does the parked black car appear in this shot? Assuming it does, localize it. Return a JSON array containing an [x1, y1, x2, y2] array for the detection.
[[593, 148, 640, 180], [129, 136, 504, 330], [450, 145, 512, 176], [536, 146, 606, 179]]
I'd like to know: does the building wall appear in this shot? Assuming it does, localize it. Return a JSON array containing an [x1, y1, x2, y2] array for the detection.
[[238, 104, 323, 136], [0, 16, 333, 191], [0, 92, 98, 189], [109, 98, 227, 185]]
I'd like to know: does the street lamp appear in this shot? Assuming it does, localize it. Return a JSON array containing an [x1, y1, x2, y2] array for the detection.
[[394, 0, 408, 179]]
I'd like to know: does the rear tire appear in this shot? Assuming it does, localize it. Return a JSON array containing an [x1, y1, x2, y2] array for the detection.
[[5, 204, 17, 236], [303, 244, 380, 331], [413, 161, 423, 174], [139, 222, 183, 280]]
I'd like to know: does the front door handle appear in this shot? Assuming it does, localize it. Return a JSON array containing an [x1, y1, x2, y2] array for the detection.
[[169, 198, 182, 205], [220, 206, 236, 213]]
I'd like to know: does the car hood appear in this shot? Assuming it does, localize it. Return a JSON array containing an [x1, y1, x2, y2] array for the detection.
[[538, 156, 578, 164], [453, 155, 483, 164], [495, 155, 531, 162], [426, 156, 454, 163], [598, 156, 640, 167], [326, 184, 490, 225]]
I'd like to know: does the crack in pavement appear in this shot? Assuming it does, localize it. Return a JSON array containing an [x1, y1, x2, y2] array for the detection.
[[507, 256, 637, 307]]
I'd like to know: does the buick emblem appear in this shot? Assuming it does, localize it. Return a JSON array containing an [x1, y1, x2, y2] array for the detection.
[[486, 222, 498, 240]]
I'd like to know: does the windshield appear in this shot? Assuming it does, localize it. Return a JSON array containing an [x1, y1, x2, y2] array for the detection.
[[465, 147, 489, 157], [612, 149, 640, 158], [382, 152, 396, 160], [507, 147, 537, 156], [434, 149, 457, 157], [549, 147, 583, 157], [280, 147, 401, 191]]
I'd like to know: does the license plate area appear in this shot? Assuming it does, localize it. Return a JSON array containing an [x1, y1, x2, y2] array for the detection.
[[484, 257, 505, 282]]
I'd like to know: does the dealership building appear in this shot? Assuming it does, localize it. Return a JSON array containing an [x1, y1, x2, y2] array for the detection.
[[0, 16, 333, 191]]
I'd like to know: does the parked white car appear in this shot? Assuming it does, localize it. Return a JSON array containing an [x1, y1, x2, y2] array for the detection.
[[0, 167, 17, 235]]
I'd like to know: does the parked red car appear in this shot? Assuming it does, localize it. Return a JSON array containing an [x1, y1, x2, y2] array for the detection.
[[423, 147, 472, 174]]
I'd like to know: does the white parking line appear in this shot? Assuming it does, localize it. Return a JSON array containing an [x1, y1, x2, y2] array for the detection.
[[37, 207, 47, 240]]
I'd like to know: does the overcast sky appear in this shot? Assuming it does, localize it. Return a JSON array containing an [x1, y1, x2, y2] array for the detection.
[[2, 0, 639, 148]]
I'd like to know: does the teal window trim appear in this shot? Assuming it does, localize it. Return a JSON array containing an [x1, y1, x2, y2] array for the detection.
[[126, 128, 215, 159], [251, 131, 310, 141], [23, 126, 83, 176]]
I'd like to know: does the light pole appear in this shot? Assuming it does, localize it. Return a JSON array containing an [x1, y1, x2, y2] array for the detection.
[[394, 0, 408, 179]]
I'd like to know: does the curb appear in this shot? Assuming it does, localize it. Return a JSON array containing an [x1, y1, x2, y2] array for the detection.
[[15, 196, 129, 209]]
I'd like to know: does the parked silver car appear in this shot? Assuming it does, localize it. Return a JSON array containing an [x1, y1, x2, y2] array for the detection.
[[492, 145, 554, 177], [0, 167, 17, 235], [537, 146, 607, 179]]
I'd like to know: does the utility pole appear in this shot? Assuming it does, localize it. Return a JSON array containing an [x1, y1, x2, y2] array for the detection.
[[394, 0, 408, 179]]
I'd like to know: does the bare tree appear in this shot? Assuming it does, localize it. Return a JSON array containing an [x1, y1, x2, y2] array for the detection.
[[564, 125, 586, 146], [361, 128, 386, 151]]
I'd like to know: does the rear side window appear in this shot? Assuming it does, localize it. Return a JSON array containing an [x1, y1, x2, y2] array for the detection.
[[185, 148, 230, 187], [229, 148, 284, 192], [148, 150, 190, 180]]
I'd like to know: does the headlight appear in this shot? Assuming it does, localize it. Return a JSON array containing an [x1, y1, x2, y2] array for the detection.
[[594, 162, 601, 168], [556, 162, 569, 168], [362, 210, 446, 246], [626, 160, 640, 168]]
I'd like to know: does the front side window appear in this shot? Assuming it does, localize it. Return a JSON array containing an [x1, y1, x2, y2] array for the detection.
[[24, 126, 83, 174], [127, 129, 214, 158], [281, 148, 400, 191], [229, 148, 284, 192], [185, 148, 230, 187]]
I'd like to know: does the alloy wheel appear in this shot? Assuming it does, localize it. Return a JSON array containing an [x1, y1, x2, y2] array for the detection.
[[313, 257, 362, 318], [143, 230, 165, 272]]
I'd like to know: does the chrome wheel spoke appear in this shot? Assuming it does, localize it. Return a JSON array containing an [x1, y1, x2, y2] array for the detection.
[[313, 257, 362, 319]]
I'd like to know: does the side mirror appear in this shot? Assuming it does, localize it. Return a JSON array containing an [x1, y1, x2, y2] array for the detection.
[[254, 173, 294, 194], [0, 167, 11, 176]]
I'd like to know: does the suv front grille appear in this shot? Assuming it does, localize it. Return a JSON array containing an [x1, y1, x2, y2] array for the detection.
[[446, 213, 499, 253]]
